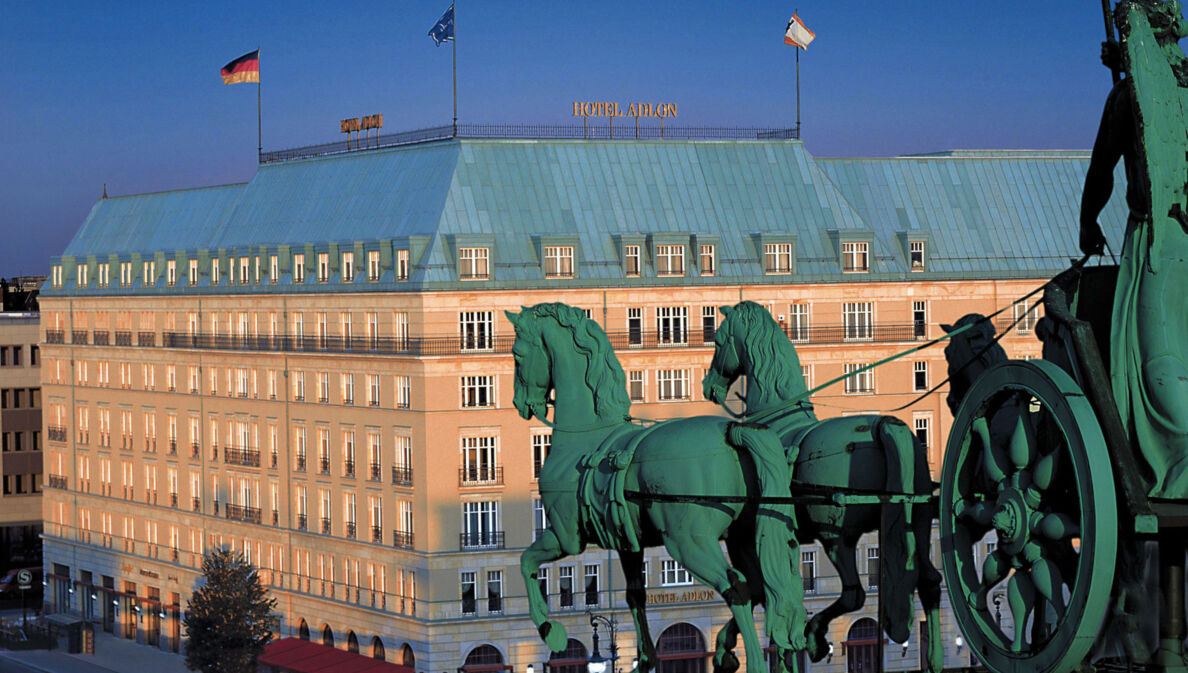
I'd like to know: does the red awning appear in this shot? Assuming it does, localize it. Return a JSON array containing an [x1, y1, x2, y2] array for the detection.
[[259, 638, 414, 673]]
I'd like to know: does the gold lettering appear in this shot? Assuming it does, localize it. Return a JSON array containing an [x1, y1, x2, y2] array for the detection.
[[584, 102, 595, 117], [573, 101, 582, 116], [665, 104, 677, 118], [627, 103, 637, 117]]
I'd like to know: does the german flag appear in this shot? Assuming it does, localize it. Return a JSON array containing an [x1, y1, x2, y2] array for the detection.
[[220, 50, 260, 85]]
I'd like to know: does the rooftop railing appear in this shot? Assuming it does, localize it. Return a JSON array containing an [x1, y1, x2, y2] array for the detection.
[[260, 123, 799, 164]]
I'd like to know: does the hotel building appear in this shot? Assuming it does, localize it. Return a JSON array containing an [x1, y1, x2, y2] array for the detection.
[[38, 132, 1123, 672]]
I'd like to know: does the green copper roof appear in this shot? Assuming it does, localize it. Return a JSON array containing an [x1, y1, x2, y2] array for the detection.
[[48, 138, 1128, 296]]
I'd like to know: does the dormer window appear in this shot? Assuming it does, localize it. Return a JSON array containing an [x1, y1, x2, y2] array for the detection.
[[624, 245, 641, 277], [397, 250, 410, 281], [544, 246, 574, 279], [143, 260, 155, 286], [119, 262, 132, 287], [210, 258, 220, 285], [459, 247, 489, 280], [655, 245, 685, 276], [842, 242, 869, 273], [910, 241, 925, 271], [167, 260, 176, 286], [368, 251, 381, 282], [317, 253, 329, 283], [342, 251, 354, 282], [764, 243, 794, 274], [98, 263, 110, 287], [188, 260, 199, 286], [238, 256, 249, 284], [77, 264, 89, 288], [700, 244, 716, 276], [293, 253, 305, 283]]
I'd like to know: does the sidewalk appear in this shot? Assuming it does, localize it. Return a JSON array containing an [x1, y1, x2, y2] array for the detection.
[[0, 626, 190, 673]]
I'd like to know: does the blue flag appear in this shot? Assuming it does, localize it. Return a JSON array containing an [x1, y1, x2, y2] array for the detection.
[[428, 5, 454, 46]]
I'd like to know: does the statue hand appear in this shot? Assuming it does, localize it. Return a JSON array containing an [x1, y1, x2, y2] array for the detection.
[[1080, 220, 1106, 256]]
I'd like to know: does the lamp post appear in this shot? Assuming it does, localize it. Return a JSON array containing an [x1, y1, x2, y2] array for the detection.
[[992, 592, 1003, 627], [587, 612, 620, 673]]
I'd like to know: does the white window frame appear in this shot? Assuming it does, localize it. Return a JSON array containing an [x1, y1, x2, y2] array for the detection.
[[764, 243, 794, 274], [624, 244, 641, 277], [460, 311, 494, 351], [661, 559, 694, 586], [699, 244, 715, 276], [843, 302, 874, 341], [341, 251, 354, 282], [459, 247, 490, 280], [655, 244, 685, 276], [657, 369, 690, 401], [910, 240, 925, 270], [842, 241, 870, 273], [544, 246, 575, 279], [460, 375, 495, 408], [843, 363, 874, 395]]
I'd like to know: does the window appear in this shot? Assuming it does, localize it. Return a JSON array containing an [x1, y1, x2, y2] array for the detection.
[[913, 301, 927, 340], [395, 375, 411, 409], [293, 253, 305, 283], [843, 302, 873, 341], [143, 260, 155, 285], [460, 311, 494, 351], [269, 255, 278, 283], [166, 260, 176, 286], [397, 249, 410, 281], [343, 431, 356, 476], [461, 501, 500, 548], [341, 251, 354, 282], [537, 567, 549, 600], [913, 361, 929, 392], [533, 499, 548, 539], [293, 371, 305, 401], [317, 253, 329, 282], [699, 244, 715, 276], [544, 246, 575, 278], [628, 371, 644, 402], [584, 564, 600, 606], [866, 545, 880, 588], [627, 308, 643, 347], [367, 250, 381, 281], [559, 566, 574, 608], [844, 363, 874, 394], [487, 570, 503, 613], [461, 436, 498, 483], [238, 256, 249, 284], [254, 256, 260, 283], [910, 241, 925, 270], [1014, 302, 1038, 333], [459, 247, 489, 280], [914, 416, 931, 453], [461, 571, 477, 614], [461, 376, 495, 408], [656, 306, 688, 345], [77, 264, 89, 288], [802, 550, 817, 593], [367, 374, 380, 406], [624, 244, 641, 277], [210, 258, 220, 285], [701, 306, 716, 344], [661, 559, 693, 586], [532, 433, 551, 479], [788, 304, 810, 342], [98, 262, 109, 287], [394, 434, 413, 485], [657, 369, 690, 401], [765, 243, 794, 274], [316, 372, 328, 403], [655, 245, 684, 276], [342, 373, 354, 405], [842, 241, 869, 272], [119, 261, 131, 287], [188, 259, 198, 286], [52, 265, 62, 288]]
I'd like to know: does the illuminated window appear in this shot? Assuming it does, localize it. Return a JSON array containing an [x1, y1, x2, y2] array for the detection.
[[341, 251, 354, 282], [293, 253, 305, 283]]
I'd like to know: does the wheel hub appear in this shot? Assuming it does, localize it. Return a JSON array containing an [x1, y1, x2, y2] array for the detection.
[[992, 488, 1031, 552]]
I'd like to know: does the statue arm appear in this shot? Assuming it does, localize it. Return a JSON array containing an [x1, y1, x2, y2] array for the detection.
[[1080, 84, 1127, 255]]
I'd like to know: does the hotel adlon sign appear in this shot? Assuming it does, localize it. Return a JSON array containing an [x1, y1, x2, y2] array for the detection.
[[573, 101, 678, 118]]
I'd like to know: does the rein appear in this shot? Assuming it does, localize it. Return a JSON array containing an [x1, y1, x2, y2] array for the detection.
[[723, 255, 1091, 424], [532, 404, 635, 434]]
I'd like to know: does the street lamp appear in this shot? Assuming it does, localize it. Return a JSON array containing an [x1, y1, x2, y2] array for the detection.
[[587, 612, 619, 673], [992, 592, 1004, 627]]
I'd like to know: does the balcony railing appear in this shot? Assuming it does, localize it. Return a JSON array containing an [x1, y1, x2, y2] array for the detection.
[[460, 531, 504, 550], [191, 442, 200, 458], [137, 331, 156, 347], [170, 493, 178, 508], [459, 466, 503, 486], [47, 474, 68, 489], [345, 522, 357, 539], [296, 513, 307, 531], [295, 455, 307, 472], [46, 329, 64, 344], [192, 497, 201, 512], [168, 440, 177, 455], [115, 331, 132, 346], [225, 503, 262, 524], [392, 531, 414, 549], [92, 330, 110, 345], [343, 459, 355, 478], [368, 463, 381, 481], [320, 517, 331, 535], [391, 466, 413, 486], [318, 457, 330, 474], [371, 525, 383, 543], [224, 447, 261, 467], [72, 330, 89, 345], [48, 426, 67, 442]]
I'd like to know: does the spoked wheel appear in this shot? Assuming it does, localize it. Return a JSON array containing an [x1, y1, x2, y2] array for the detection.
[[940, 360, 1117, 673]]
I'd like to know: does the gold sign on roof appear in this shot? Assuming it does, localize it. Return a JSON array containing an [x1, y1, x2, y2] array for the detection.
[[340, 114, 384, 149], [572, 101, 678, 118]]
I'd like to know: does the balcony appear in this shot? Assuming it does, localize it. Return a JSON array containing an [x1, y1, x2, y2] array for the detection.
[[168, 440, 177, 455], [47, 426, 67, 442], [47, 474, 68, 489], [92, 330, 110, 345], [211, 444, 218, 461], [391, 466, 413, 487], [459, 466, 503, 486], [191, 442, 200, 458], [71, 330, 89, 345], [460, 531, 504, 550], [46, 329, 64, 344], [392, 531, 414, 549], [296, 513, 308, 531], [170, 493, 178, 508], [318, 457, 330, 475], [368, 463, 381, 481], [371, 526, 382, 543], [224, 447, 261, 467], [320, 517, 331, 535], [192, 497, 201, 512], [295, 455, 307, 472], [114, 331, 132, 346], [272, 510, 279, 526], [343, 460, 355, 478], [137, 331, 155, 347], [225, 504, 262, 524], [345, 522, 357, 539]]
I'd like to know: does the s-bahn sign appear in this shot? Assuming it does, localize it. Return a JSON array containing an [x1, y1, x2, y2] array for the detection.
[[572, 101, 678, 118]]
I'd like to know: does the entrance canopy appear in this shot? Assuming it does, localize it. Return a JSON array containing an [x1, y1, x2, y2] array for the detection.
[[260, 638, 413, 673]]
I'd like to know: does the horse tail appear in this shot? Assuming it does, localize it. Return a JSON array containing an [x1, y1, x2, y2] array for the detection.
[[727, 421, 802, 652], [876, 416, 918, 644]]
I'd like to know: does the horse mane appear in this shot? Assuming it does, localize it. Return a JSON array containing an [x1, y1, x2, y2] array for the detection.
[[530, 303, 631, 418], [730, 301, 807, 401]]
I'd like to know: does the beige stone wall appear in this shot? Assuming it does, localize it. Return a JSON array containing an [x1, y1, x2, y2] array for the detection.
[[1, 316, 42, 527]]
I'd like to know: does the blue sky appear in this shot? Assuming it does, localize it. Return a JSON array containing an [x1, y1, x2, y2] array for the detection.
[[0, 1, 1126, 276]]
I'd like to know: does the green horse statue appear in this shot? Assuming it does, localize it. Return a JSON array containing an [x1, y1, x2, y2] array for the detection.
[[702, 301, 943, 673], [509, 303, 807, 673]]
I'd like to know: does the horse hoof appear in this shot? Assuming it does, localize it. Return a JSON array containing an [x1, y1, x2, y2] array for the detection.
[[713, 651, 740, 673], [540, 620, 569, 653]]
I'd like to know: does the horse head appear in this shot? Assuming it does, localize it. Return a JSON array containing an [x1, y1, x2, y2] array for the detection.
[[941, 314, 1008, 415], [703, 304, 742, 404], [507, 308, 551, 421]]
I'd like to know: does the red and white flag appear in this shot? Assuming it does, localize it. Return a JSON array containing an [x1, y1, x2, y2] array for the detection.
[[784, 14, 815, 49]]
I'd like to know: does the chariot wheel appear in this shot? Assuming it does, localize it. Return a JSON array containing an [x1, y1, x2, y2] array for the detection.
[[940, 359, 1116, 673]]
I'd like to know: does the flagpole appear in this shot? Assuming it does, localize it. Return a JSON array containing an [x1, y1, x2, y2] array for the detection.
[[257, 46, 263, 161], [452, 3, 457, 136], [795, 44, 801, 138]]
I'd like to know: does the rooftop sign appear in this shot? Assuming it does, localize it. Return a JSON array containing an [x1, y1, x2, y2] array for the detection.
[[572, 101, 678, 118]]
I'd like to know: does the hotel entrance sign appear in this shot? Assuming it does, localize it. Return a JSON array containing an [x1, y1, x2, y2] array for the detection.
[[572, 101, 678, 118]]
